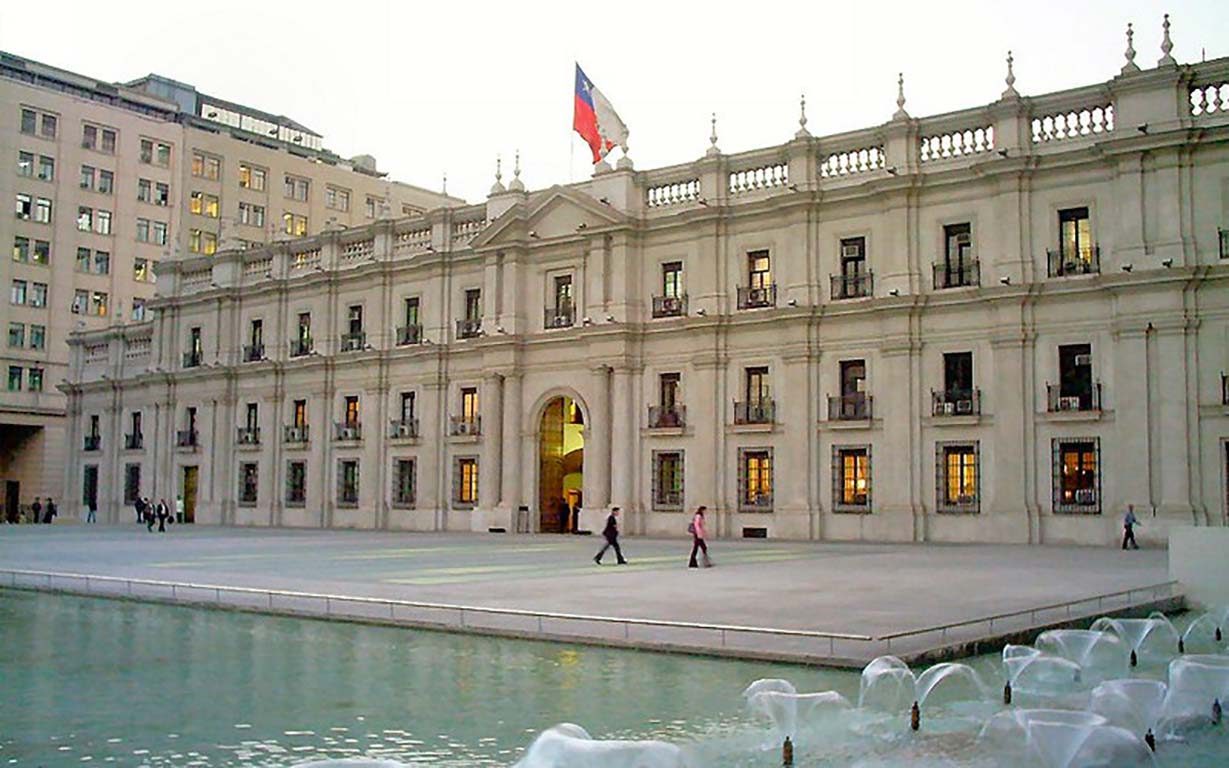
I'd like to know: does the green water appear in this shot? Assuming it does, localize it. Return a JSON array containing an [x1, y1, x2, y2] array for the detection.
[[1, 590, 1226, 767]]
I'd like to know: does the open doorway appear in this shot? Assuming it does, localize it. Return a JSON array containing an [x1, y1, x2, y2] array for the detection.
[[181, 465, 198, 523], [538, 396, 584, 533]]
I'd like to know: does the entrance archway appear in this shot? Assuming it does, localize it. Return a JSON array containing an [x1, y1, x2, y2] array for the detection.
[[538, 396, 584, 533]]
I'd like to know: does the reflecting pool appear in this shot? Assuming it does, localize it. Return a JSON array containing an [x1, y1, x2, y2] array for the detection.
[[0, 590, 1226, 766]]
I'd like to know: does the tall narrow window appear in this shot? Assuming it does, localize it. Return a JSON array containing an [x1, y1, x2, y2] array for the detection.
[[834, 446, 871, 511], [833, 359, 869, 420], [937, 442, 979, 513], [245, 403, 259, 431], [840, 237, 866, 279], [1054, 343, 1095, 411], [344, 396, 360, 427], [403, 297, 420, 328], [662, 261, 683, 298], [1059, 207, 1092, 266], [748, 251, 771, 289], [399, 297, 421, 345], [348, 305, 363, 335], [399, 392, 416, 423], [292, 399, 307, 428], [286, 462, 307, 505], [239, 463, 258, 504], [338, 460, 359, 505], [465, 289, 481, 321], [944, 352, 973, 394], [393, 459, 416, 507], [652, 450, 685, 510], [455, 457, 478, 506], [939, 223, 974, 288], [739, 448, 773, 511], [461, 387, 480, 422], [1053, 439, 1100, 513]]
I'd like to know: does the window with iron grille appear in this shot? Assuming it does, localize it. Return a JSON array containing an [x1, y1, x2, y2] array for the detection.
[[337, 460, 360, 506], [1052, 438, 1100, 514], [833, 445, 872, 512], [738, 448, 773, 512], [935, 442, 979, 513], [123, 464, 141, 505], [453, 456, 478, 507], [286, 461, 306, 505], [239, 463, 258, 505], [392, 459, 416, 508], [652, 450, 684, 511]]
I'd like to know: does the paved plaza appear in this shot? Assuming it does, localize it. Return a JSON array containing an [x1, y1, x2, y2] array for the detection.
[[0, 526, 1172, 664]]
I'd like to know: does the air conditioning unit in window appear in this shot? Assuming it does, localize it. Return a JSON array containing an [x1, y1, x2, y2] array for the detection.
[[391, 422, 414, 438], [339, 426, 360, 441], [955, 399, 973, 414], [1074, 354, 1092, 366], [1074, 488, 1097, 504], [1059, 396, 1081, 411]]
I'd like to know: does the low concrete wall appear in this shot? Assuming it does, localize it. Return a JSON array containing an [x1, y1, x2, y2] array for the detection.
[[1169, 527, 1229, 608]]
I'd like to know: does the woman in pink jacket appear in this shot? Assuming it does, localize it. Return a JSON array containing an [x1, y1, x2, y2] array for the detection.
[[688, 506, 711, 568]]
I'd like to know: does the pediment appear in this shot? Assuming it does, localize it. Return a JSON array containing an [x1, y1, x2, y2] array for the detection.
[[472, 186, 628, 248]]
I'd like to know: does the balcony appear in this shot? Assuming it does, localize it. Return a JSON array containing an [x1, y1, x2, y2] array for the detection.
[[652, 294, 688, 318], [236, 426, 261, 445], [456, 318, 482, 339], [449, 415, 481, 437], [124, 432, 144, 450], [648, 405, 686, 429], [242, 343, 265, 362], [182, 351, 202, 368], [289, 338, 313, 357], [175, 430, 198, 448], [1046, 382, 1103, 413], [931, 388, 981, 416], [83, 435, 101, 451], [283, 424, 309, 444], [334, 422, 362, 442], [733, 400, 775, 425], [388, 418, 419, 439], [831, 272, 873, 300], [933, 260, 980, 290], [1047, 246, 1100, 277], [737, 284, 776, 310], [339, 331, 366, 352], [544, 304, 575, 329], [828, 393, 873, 421], [396, 324, 422, 346]]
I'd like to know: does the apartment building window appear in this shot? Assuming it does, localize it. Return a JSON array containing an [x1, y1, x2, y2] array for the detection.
[[738, 448, 773, 511], [453, 457, 478, 507], [36, 155, 54, 181], [76, 247, 91, 272], [31, 240, 50, 266], [239, 463, 258, 505], [137, 139, 171, 167], [286, 462, 307, 505], [12, 237, 32, 264], [238, 202, 265, 227], [364, 196, 378, 218], [27, 366, 42, 393], [15, 193, 32, 220], [131, 300, 146, 322], [98, 170, 114, 195], [82, 124, 117, 154], [92, 251, 110, 275], [392, 459, 416, 508], [936, 223, 976, 289], [934, 351, 977, 415], [337, 460, 360, 506], [96, 210, 112, 235], [139, 179, 169, 206], [239, 164, 266, 191], [284, 174, 310, 201], [72, 289, 87, 314], [76, 207, 92, 232], [189, 229, 218, 255], [739, 250, 775, 309], [398, 297, 421, 345], [1049, 343, 1099, 412], [28, 282, 46, 308], [8, 366, 23, 391], [292, 399, 307, 428], [124, 464, 141, 504], [79, 165, 95, 189], [1053, 438, 1100, 514], [461, 386, 480, 424], [831, 359, 869, 420], [11, 280, 27, 305], [39, 113, 57, 138], [652, 450, 685, 510], [936, 441, 979, 513], [8, 323, 24, 348], [282, 212, 308, 237], [136, 219, 150, 243], [833, 237, 871, 299], [651, 372, 684, 428], [82, 124, 97, 150], [20, 109, 37, 135], [192, 152, 221, 180], [17, 151, 34, 177], [29, 324, 45, 349], [190, 192, 220, 218], [833, 446, 871, 512], [137, 220, 170, 247], [136, 178, 150, 202], [326, 187, 350, 211]]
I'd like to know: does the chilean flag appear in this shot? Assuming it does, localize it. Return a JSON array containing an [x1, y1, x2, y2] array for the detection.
[[574, 64, 628, 164]]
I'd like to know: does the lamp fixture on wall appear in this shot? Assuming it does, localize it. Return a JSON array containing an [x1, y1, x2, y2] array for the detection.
[[999, 276, 1012, 285], [888, 288, 900, 296], [1121, 264, 1133, 272], [1161, 258, 1173, 268]]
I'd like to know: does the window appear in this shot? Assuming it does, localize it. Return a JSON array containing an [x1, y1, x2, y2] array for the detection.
[[239, 463, 258, 505], [939, 223, 974, 287], [937, 442, 979, 513], [190, 192, 220, 218], [131, 299, 146, 322], [20, 109, 36, 134], [124, 464, 141, 505], [464, 288, 482, 322], [81, 124, 97, 150], [29, 325, 45, 349], [748, 250, 772, 289], [553, 274, 573, 310], [399, 391, 416, 422], [286, 461, 307, 505], [746, 366, 770, 405], [30, 283, 47, 308], [337, 460, 360, 505], [461, 387, 480, 422], [249, 319, 264, 348], [137, 178, 150, 202], [138, 139, 171, 167], [80, 164, 95, 189], [239, 164, 266, 191], [833, 446, 871, 512], [393, 459, 416, 507], [72, 289, 88, 314], [1053, 438, 1100, 513], [284, 174, 309, 201], [1054, 343, 1096, 411], [738, 448, 773, 511], [660, 372, 681, 410], [1059, 207, 1092, 265], [454, 457, 478, 506], [93, 251, 110, 275], [90, 291, 108, 316], [128, 257, 148, 283], [192, 152, 221, 180], [140, 180, 170, 206], [28, 367, 44, 393], [18, 151, 34, 177], [152, 221, 168, 245], [154, 182, 169, 206], [136, 219, 150, 243], [841, 238, 866, 278], [292, 399, 307, 428], [8, 323, 24, 348], [15, 193, 33, 220], [83, 125, 116, 154], [41, 114, 57, 139], [13, 237, 29, 263], [8, 366, 23, 392], [297, 312, 311, 344], [325, 187, 350, 211], [238, 202, 265, 227], [944, 352, 973, 394], [662, 261, 683, 298], [11, 280, 27, 305], [32, 240, 49, 266], [652, 450, 684, 510], [96, 210, 112, 235], [98, 170, 114, 195], [77, 207, 92, 232], [281, 212, 307, 236], [139, 139, 152, 164], [189, 327, 202, 357], [76, 247, 91, 272], [37, 155, 54, 181], [403, 297, 420, 327], [189, 229, 217, 255], [344, 396, 360, 428], [34, 197, 52, 223]]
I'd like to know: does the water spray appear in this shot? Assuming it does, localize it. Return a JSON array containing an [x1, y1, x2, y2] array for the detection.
[[782, 736, 794, 766], [910, 701, 920, 732]]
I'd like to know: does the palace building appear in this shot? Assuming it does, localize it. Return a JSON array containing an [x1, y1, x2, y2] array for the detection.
[[62, 40, 1229, 546]]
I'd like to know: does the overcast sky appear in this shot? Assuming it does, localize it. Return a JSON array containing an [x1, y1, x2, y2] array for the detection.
[[2, 0, 1225, 203]]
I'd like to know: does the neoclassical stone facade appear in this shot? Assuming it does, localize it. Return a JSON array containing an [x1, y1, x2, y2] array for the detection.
[[64, 48, 1229, 545]]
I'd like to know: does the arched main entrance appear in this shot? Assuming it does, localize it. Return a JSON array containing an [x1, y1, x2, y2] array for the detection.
[[539, 396, 584, 533]]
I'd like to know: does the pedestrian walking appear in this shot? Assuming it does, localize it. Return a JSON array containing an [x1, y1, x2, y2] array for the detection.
[[175, 494, 185, 524], [86, 498, 96, 524], [688, 506, 711, 568], [1122, 504, 1140, 550], [156, 499, 169, 533], [44, 498, 57, 525], [134, 496, 146, 524], [30, 497, 42, 525], [146, 500, 159, 532], [594, 507, 628, 565]]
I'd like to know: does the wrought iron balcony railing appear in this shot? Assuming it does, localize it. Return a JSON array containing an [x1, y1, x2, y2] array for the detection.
[[175, 430, 198, 448], [733, 399, 774, 425], [831, 272, 873, 300], [652, 294, 688, 318], [449, 415, 481, 436], [339, 331, 366, 352], [1046, 382, 1103, 412], [828, 393, 873, 420], [236, 426, 261, 445], [283, 424, 310, 444], [334, 422, 362, 441], [544, 305, 575, 329], [456, 318, 483, 339], [83, 435, 101, 451], [737, 284, 776, 310], [242, 343, 265, 362], [1047, 245, 1100, 277], [931, 388, 981, 416], [124, 432, 143, 450], [648, 405, 686, 429], [396, 324, 422, 346], [388, 418, 420, 439], [182, 351, 202, 368], [933, 260, 980, 290], [289, 338, 313, 357]]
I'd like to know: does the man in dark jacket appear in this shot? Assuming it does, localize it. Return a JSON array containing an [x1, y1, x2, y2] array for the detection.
[[593, 507, 628, 565]]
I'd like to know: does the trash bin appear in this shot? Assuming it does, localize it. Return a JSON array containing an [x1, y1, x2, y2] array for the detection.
[[517, 505, 530, 534]]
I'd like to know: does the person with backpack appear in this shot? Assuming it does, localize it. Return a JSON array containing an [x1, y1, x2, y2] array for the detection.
[[688, 506, 711, 568]]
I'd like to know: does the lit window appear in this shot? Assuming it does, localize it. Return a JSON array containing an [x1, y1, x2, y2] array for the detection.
[[740, 448, 773, 511], [834, 446, 871, 511], [34, 198, 52, 224], [77, 207, 93, 232], [937, 442, 979, 513], [91, 291, 108, 317], [192, 152, 220, 180], [652, 450, 684, 510], [13, 237, 29, 263], [282, 212, 308, 237], [10, 280, 27, 305], [455, 457, 478, 505], [134, 258, 150, 282]]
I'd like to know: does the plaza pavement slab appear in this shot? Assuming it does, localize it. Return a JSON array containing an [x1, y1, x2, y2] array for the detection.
[[0, 526, 1173, 665]]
